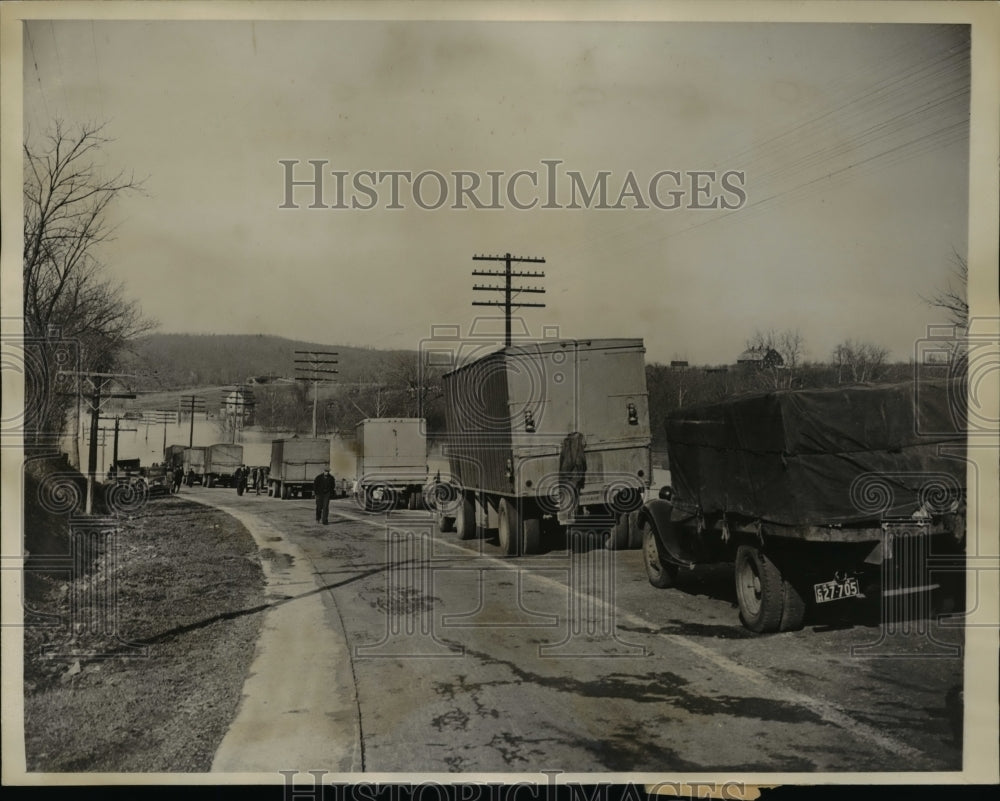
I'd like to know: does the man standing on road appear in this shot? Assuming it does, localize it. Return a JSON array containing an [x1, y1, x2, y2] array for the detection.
[[314, 467, 336, 524]]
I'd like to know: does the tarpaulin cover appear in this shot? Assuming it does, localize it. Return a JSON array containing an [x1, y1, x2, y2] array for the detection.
[[665, 380, 966, 526]]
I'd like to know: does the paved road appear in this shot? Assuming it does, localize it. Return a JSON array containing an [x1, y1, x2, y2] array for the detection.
[[191, 488, 965, 775]]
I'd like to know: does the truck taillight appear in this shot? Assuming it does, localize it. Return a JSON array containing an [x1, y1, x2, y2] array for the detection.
[[524, 409, 536, 433], [627, 402, 638, 425], [505, 458, 513, 482]]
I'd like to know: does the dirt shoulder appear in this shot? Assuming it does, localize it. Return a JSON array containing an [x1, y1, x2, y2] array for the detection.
[[23, 494, 266, 773]]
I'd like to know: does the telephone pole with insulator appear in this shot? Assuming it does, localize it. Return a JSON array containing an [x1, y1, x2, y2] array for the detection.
[[472, 252, 546, 347]]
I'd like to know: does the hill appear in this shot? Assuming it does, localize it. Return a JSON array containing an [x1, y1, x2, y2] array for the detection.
[[121, 333, 420, 391]]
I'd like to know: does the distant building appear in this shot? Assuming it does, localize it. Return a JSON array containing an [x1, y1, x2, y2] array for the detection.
[[737, 347, 784, 369], [223, 387, 256, 425], [670, 360, 689, 369]]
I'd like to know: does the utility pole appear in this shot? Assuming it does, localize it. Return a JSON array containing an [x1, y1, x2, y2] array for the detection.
[[179, 395, 206, 447], [98, 415, 138, 475], [57, 371, 136, 514], [472, 252, 546, 348], [294, 351, 338, 438], [145, 409, 176, 456]]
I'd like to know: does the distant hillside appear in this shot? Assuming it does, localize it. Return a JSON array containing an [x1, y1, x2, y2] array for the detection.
[[121, 333, 419, 391]]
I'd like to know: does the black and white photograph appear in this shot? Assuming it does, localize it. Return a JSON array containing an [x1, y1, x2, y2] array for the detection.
[[2, 0, 998, 789]]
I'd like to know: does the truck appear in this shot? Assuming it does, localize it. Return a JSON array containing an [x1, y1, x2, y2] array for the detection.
[[435, 338, 652, 555], [164, 444, 187, 471], [268, 438, 330, 499], [182, 446, 208, 486], [637, 380, 967, 633], [202, 443, 244, 488], [355, 418, 428, 511]]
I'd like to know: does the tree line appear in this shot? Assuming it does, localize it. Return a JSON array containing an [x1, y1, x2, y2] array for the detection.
[[22, 122, 970, 462]]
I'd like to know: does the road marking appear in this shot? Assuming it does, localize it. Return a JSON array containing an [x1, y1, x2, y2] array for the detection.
[[329, 504, 928, 764]]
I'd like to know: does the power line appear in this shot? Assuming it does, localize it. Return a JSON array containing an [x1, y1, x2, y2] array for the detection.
[[471, 253, 547, 348], [57, 369, 136, 514], [294, 351, 338, 437], [179, 395, 207, 448]]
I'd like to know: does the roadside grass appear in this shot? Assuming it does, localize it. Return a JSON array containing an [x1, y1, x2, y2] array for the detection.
[[22, 492, 265, 772]]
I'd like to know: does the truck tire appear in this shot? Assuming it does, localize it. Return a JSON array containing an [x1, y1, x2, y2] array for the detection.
[[281, 482, 290, 500], [643, 522, 678, 588], [607, 513, 631, 550], [522, 517, 541, 555], [455, 495, 476, 540], [437, 512, 456, 533], [734, 544, 784, 633], [779, 577, 807, 632], [627, 510, 643, 550], [498, 498, 520, 556], [206, 475, 214, 489]]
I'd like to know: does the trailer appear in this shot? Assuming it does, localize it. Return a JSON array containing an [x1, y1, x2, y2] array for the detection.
[[268, 438, 330, 499], [182, 447, 208, 486], [355, 418, 428, 511], [202, 443, 244, 488], [436, 338, 652, 555], [638, 380, 967, 633], [163, 444, 187, 471]]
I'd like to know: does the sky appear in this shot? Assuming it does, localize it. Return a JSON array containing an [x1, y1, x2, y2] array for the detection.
[[18, 10, 973, 366]]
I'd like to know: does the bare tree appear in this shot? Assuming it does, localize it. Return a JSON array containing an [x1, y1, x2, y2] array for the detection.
[[23, 122, 153, 454], [922, 251, 968, 331], [832, 339, 890, 384], [743, 328, 804, 390]]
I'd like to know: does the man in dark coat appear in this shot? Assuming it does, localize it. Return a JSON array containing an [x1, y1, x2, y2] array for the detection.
[[314, 467, 336, 524]]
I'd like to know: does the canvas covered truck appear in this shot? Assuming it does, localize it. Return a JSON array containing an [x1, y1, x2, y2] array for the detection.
[[638, 380, 967, 633], [435, 338, 652, 555], [355, 418, 428, 511], [182, 446, 208, 486], [164, 444, 187, 471], [268, 437, 330, 499], [202, 443, 244, 488]]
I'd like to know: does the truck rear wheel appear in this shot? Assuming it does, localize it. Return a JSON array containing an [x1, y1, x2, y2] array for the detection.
[[779, 578, 806, 632], [643, 522, 678, 588], [498, 498, 520, 555], [455, 495, 476, 540], [521, 517, 541, 555], [607, 513, 631, 550], [627, 511, 643, 549], [734, 545, 784, 633], [281, 482, 290, 500]]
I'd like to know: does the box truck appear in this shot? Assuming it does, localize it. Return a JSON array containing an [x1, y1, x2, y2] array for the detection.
[[355, 418, 428, 511], [435, 338, 652, 555], [164, 444, 187, 471], [203, 443, 244, 488], [182, 447, 208, 486], [268, 438, 330, 499]]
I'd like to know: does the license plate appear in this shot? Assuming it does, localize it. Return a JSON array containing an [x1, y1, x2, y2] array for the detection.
[[813, 577, 860, 604]]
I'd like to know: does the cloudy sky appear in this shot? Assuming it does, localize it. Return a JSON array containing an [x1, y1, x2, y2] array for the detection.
[[17, 7, 973, 365]]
